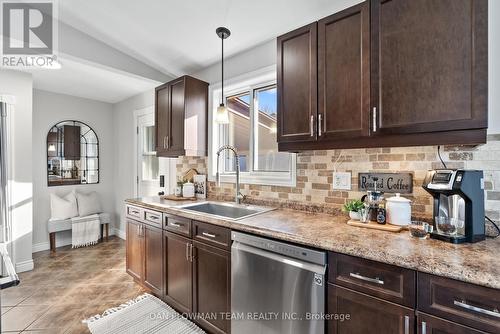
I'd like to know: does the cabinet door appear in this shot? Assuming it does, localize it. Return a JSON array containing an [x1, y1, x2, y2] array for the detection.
[[193, 241, 231, 334], [371, 0, 487, 135], [277, 22, 318, 144], [155, 84, 170, 155], [318, 2, 370, 141], [168, 77, 185, 154], [328, 284, 415, 334], [164, 231, 192, 313], [417, 313, 487, 334], [126, 219, 143, 282], [143, 224, 163, 296]]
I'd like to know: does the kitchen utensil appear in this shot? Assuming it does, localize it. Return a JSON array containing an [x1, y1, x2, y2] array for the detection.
[[386, 193, 412, 226], [408, 221, 433, 239], [359, 206, 370, 223], [347, 220, 405, 232], [361, 177, 385, 221]]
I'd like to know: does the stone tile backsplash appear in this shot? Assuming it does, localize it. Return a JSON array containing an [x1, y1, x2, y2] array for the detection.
[[176, 136, 500, 227]]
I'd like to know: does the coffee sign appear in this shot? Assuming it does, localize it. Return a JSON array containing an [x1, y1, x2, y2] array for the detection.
[[358, 173, 413, 194]]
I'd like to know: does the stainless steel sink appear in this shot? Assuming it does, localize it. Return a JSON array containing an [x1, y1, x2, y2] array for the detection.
[[176, 201, 275, 220]]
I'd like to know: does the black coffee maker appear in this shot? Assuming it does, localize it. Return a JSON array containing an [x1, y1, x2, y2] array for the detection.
[[422, 170, 485, 243]]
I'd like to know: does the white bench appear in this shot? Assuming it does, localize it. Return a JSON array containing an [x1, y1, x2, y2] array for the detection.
[[47, 213, 111, 252]]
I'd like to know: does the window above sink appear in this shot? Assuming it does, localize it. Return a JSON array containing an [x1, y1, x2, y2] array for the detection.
[[208, 66, 296, 187]]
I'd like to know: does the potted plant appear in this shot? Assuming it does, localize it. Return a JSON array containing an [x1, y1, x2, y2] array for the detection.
[[342, 200, 365, 220]]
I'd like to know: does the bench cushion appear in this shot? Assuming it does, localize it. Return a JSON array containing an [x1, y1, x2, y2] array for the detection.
[[48, 213, 111, 233]]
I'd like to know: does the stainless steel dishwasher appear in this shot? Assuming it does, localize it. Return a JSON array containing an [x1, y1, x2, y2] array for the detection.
[[231, 231, 327, 334]]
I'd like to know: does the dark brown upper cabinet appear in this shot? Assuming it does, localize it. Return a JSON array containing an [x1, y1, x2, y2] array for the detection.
[[277, 0, 488, 152], [277, 22, 318, 144], [318, 2, 370, 142], [371, 0, 488, 136], [155, 75, 208, 157]]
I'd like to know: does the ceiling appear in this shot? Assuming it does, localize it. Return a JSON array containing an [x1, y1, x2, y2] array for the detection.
[[31, 57, 160, 103], [58, 0, 361, 77]]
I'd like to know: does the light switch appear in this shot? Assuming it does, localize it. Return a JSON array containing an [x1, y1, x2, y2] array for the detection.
[[333, 172, 351, 190]]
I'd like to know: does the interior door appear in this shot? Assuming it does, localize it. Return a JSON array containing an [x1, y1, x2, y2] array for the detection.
[[164, 231, 193, 313], [277, 22, 318, 144], [371, 0, 487, 135], [126, 219, 143, 282], [318, 2, 370, 141], [137, 112, 160, 197]]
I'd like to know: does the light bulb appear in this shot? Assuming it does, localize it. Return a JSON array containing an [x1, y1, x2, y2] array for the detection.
[[215, 104, 229, 124]]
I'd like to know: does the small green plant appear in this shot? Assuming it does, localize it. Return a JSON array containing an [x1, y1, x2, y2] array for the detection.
[[342, 200, 365, 213]]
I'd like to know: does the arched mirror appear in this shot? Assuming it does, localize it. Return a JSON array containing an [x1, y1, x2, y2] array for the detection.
[[47, 121, 99, 186]]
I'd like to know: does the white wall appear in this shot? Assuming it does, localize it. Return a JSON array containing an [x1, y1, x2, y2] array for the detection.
[[489, 0, 500, 134], [0, 69, 33, 272], [32, 90, 115, 251]]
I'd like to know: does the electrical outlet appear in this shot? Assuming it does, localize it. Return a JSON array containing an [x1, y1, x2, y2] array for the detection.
[[333, 172, 351, 190]]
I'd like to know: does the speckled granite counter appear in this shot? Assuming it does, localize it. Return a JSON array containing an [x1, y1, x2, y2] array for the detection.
[[125, 197, 500, 290]]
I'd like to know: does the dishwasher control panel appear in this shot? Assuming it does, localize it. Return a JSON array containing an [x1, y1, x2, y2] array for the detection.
[[232, 231, 326, 266]]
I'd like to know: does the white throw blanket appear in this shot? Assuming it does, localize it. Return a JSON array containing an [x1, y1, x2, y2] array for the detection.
[[72, 214, 100, 248]]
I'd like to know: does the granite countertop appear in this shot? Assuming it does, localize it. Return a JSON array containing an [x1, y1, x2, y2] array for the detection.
[[125, 197, 500, 290]]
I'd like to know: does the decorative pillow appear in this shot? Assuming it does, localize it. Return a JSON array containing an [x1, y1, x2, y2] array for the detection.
[[50, 192, 79, 220], [76, 191, 102, 217]]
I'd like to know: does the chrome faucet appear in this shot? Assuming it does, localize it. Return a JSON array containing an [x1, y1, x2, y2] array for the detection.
[[215, 145, 244, 204]]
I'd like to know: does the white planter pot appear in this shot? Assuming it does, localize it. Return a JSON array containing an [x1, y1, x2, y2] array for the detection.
[[349, 211, 361, 220]]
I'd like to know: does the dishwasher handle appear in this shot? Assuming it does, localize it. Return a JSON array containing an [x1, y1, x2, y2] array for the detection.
[[232, 240, 326, 275]]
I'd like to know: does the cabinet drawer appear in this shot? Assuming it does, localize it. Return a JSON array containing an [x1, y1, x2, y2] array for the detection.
[[192, 221, 230, 250], [126, 205, 144, 221], [328, 252, 416, 307], [144, 209, 163, 228], [164, 214, 191, 237], [418, 273, 500, 333]]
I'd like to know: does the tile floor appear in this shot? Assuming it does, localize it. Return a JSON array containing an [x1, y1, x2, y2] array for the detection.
[[1, 237, 147, 333]]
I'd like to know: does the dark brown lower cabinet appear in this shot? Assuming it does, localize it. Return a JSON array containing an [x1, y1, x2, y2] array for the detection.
[[143, 224, 163, 295], [417, 313, 487, 334], [164, 231, 193, 314], [193, 241, 231, 334], [126, 219, 143, 282], [328, 284, 415, 334]]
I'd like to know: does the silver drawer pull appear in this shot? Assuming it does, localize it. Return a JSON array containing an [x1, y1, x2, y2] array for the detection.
[[130, 210, 139, 215], [202, 232, 216, 238], [170, 222, 182, 227], [149, 215, 159, 220], [404, 315, 409, 334], [349, 272, 384, 285], [454, 300, 500, 318]]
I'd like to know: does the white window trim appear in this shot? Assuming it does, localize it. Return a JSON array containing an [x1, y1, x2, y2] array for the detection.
[[208, 65, 296, 187]]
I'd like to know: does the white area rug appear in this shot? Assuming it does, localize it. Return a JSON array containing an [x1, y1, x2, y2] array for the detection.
[[83, 293, 206, 334]]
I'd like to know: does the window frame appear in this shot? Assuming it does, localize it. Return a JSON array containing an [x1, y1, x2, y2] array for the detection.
[[208, 66, 296, 187]]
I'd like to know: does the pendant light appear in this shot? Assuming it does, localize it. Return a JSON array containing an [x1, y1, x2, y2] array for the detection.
[[215, 27, 231, 124]]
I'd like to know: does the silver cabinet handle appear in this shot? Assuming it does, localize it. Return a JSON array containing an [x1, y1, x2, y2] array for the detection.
[[163, 136, 166, 149], [421, 321, 427, 334], [185, 242, 190, 261], [202, 232, 216, 238], [404, 315, 409, 334], [318, 114, 323, 137], [130, 210, 139, 215], [454, 300, 500, 318], [372, 107, 377, 132], [189, 244, 193, 262], [169, 222, 181, 228], [137, 224, 140, 236], [149, 215, 159, 220], [349, 272, 384, 285], [166, 136, 170, 149], [310, 115, 314, 137]]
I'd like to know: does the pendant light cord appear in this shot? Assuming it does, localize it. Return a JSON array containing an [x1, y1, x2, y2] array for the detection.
[[221, 35, 224, 105]]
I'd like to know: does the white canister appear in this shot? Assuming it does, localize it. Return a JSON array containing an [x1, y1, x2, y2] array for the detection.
[[386, 193, 412, 226], [182, 182, 195, 198]]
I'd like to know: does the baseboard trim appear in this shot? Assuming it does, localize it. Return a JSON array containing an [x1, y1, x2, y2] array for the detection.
[[114, 228, 126, 240], [16, 259, 34, 273], [32, 228, 116, 253]]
